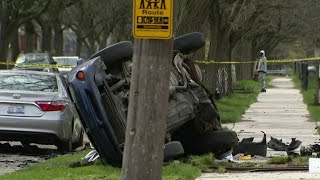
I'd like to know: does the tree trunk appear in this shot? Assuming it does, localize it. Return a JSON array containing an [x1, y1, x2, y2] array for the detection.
[[54, 23, 64, 56], [121, 39, 172, 180], [0, 35, 9, 63], [201, 1, 220, 93], [98, 31, 109, 50], [232, 39, 254, 80], [11, 30, 20, 61], [42, 25, 52, 52], [76, 37, 82, 57], [88, 36, 95, 56], [25, 22, 35, 53], [175, 0, 214, 36]]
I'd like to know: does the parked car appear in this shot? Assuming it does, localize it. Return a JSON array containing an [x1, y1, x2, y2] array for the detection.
[[53, 56, 81, 76], [14, 52, 58, 72], [0, 70, 84, 151], [67, 32, 238, 166], [308, 65, 317, 73]]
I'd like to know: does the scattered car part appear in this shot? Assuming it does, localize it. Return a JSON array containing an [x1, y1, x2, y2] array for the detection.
[[300, 146, 313, 156], [232, 131, 267, 157], [300, 144, 320, 157], [81, 149, 100, 164], [267, 137, 302, 151], [267, 137, 286, 151]]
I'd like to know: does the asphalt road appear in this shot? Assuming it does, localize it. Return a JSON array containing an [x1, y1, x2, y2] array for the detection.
[[0, 142, 58, 175]]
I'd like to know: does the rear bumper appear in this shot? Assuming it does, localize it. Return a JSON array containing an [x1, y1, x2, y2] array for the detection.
[[0, 130, 61, 145], [67, 58, 123, 166], [0, 115, 70, 143]]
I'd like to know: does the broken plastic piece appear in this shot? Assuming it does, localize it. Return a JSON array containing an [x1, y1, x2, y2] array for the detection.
[[81, 150, 100, 165], [267, 137, 301, 151], [232, 131, 267, 157]]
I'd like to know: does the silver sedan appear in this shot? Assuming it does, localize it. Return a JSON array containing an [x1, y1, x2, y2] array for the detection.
[[0, 70, 83, 151]]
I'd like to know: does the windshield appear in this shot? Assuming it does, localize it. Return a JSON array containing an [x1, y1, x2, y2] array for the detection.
[[16, 53, 51, 64], [0, 72, 58, 92], [54, 57, 78, 66]]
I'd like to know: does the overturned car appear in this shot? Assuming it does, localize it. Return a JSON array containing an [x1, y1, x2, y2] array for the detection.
[[66, 32, 238, 166]]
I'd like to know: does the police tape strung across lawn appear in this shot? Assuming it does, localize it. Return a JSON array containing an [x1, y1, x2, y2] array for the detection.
[[195, 57, 320, 64], [0, 61, 74, 68], [0, 57, 319, 68]]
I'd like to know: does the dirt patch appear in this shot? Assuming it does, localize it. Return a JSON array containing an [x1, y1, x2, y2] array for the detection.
[[0, 142, 84, 176]]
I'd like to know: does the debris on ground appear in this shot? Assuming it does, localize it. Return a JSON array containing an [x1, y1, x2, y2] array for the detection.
[[267, 137, 302, 152], [300, 144, 320, 157], [232, 131, 267, 157]]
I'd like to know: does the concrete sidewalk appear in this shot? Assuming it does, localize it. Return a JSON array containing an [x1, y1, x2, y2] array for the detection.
[[196, 77, 320, 180]]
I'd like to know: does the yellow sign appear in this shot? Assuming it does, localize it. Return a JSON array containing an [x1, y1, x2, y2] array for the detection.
[[133, 0, 173, 39]]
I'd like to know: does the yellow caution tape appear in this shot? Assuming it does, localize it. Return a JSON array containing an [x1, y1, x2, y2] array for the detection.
[[0, 56, 319, 67], [195, 57, 320, 64], [0, 62, 74, 68]]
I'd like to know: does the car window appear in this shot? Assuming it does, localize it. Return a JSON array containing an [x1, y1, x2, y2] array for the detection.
[[0, 72, 58, 92], [54, 58, 78, 66], [16, 53, 51, 64]]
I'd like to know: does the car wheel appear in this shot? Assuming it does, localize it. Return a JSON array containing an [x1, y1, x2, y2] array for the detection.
[[57, 138, 72, 153], [173, 32, 205, 54], [72, 128, 84, 150], [163, 141, 184, 162], [173, 127, 238, 156]]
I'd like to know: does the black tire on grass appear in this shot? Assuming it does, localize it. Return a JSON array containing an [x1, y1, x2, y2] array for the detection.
[[163, 141, 185, 162], [173, 129, 238, 156]]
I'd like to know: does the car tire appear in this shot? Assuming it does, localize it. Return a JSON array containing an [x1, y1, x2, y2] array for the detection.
[[173, 127, 238, 156], [163, 141, 184, 162], [72, 128, 84, 150], [173, 32, 206, 54], [57, 138, 72, 153], [90, 41, 133, 67]]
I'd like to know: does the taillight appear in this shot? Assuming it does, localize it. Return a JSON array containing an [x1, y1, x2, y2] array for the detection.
[[76, 71, 85, 81], [35, 100, 67, 111]]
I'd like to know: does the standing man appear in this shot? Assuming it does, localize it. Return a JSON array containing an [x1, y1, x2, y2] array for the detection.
[[257, 50, 267, 92]]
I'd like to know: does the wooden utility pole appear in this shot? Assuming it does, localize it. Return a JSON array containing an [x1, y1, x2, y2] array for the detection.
[[121, 39, 172, 180], [122, 0, 173, 179]]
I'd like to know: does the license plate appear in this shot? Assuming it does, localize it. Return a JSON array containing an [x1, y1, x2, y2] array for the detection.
[[7, 105, 25, 114]]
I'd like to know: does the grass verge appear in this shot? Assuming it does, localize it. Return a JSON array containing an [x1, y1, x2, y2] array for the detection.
[[1, 150, 202, 180], [291, 73, 320, 122], [216, 76, 274, 123], [267, 156, 309, 166]]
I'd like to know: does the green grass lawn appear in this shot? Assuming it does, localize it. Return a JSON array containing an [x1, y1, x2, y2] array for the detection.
[[216, 76, 274, 123], [1, 150, 202, 180], [292, 73, 320, 122]]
